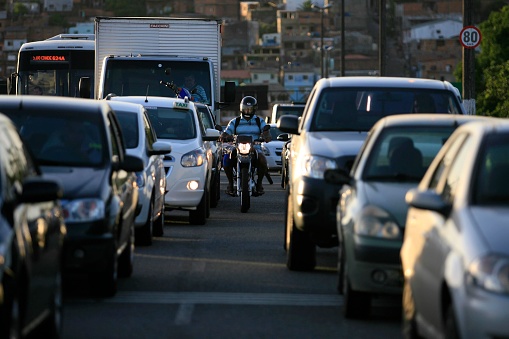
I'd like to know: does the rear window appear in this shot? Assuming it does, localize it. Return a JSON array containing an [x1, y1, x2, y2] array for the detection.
[[310, 87, 463, 132]]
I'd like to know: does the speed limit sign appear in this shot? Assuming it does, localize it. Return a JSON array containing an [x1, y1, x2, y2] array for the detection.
[[460, 26, 482, 49]]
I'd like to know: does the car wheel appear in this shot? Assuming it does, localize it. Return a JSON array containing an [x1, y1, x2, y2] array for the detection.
[[135, 197, 153, 246], [189, 189, 207, 225], [286, 189, 316, 271], [337, 243, 345, 294], [37, 270, 63, 338], [445, 304, 459, 339], [343, 262, 371, 319], [205, 184, 211, 218], [283, 187, 289, 251], [0, 274, 21, 339], [91, 247, 118, 297], [402, 279, 420, 339], [210, 170, 220, 208], [118, 224, 134, 278], [153, 202, 165, 237]]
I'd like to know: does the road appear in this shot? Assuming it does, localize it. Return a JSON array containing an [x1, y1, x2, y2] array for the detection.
[[62, 173, 402, 339]]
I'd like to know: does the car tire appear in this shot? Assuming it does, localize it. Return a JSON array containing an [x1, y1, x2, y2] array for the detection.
[[153, 202, 165, 237], [210, 170, 220, 208], [337, 243, 345, 294], [118, 224, 134, 278], [402, 279, 420, 339], [189, 189, 207, 225], [445, 304, 459, 339], [205, 183, 211, 218], [343, 262, 371, 319], [286, 189, 316, 271], [91, 247, 118, 297], [135, 197, 153, 246], [37, 270, 63, 338]]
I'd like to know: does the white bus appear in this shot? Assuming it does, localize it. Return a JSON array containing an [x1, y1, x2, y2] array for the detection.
[[9, 34, 95, 97]]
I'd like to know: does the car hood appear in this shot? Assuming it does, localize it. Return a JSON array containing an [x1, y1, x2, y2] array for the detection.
[[307, 131, 367, 157], [470, 207, 509, 253], [159, 138, 200, 157], [41, 166, 108, 199], [360, 181, 417, 228]]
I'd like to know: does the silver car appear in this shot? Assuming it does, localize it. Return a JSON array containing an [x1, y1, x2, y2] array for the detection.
[[401, 118, 509, 339], [108, 100, 171, 246], [324, 113, 492, 319]]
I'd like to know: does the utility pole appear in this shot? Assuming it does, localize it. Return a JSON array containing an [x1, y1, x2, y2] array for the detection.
[[379, 0, 386, 76], [341, 0, 345, 76], [462, 0, 476, 115], [312, 3, 332, 79]]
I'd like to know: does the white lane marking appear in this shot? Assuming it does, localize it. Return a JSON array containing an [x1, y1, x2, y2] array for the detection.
[[174, 303, 194, 325], [71, 292, 343, 307]]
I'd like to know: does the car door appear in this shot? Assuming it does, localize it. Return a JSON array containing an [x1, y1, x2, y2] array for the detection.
[[143, 111, 165, 211]]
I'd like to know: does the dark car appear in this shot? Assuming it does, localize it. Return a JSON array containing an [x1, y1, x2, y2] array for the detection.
[[0, 96, 143, 297], [0, 113, 66, 338]]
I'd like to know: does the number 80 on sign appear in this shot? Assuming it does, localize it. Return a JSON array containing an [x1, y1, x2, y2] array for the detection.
[[460, 26, 482, 49]]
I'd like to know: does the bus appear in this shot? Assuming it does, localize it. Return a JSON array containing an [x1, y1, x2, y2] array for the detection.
[[9, 34, 95, 97]]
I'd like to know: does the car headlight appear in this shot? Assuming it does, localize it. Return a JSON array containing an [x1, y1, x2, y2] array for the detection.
[[261, 144, 270, 156], [355, 205, 401, 239], [299, 155, 338, 179], [238, 142, 251, 155], [181, 148, 205, 167], [136, 172, 145, 188], [62, 199, 105, 222], [466, 254, 509, 294]]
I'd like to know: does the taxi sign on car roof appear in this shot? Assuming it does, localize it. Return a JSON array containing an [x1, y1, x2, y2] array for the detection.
[[174, 101, 189, 110]]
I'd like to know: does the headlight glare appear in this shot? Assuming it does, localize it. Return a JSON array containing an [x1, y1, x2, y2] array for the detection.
[[302, 155, 337, 179], [181, 149, 205, 167], [355, 205, 401, 239], [62, 199, 105, 222], [467, 254, 509, 293], [238, 143, 251, 155]]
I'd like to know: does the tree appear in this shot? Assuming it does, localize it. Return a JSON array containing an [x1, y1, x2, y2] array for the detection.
[[298, 0, 313, 12], [477, 61, 509, 117], [104, 0, 147, 16]]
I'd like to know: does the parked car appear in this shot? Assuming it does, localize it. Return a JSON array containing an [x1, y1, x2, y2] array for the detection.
[[0, 95, 143, 297], [269, 102, 305, 124], [107, 96, 220, 225], [279, 133, 292, 189], [260, 123, 286, 172], [107, 100, 172, 246], [401, 118, 509, 339], [195, 102, 223, 208], [323, 113, 492, 319], [0, 113, 66, 338], [278, 76, 466, 272]]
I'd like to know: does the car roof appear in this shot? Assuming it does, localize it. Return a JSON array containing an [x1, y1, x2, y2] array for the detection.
[[372, 113, 496, 129], [316, 76, 458, 91], [106, 100, 146, 114], [107, 95, 196, 109]]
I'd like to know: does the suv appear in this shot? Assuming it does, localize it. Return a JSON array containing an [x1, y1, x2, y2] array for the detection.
[[108, 96, 220, 225], [278, 76, 465, 271]]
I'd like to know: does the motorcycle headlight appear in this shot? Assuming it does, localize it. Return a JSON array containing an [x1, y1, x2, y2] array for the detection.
[[238, 142, 251, 155], [62, 199, 105, 223], [298, 155, 337, 179], [181, 148, 205, 167], [466, 254, 509, 294], [355, 205, 401, 239]]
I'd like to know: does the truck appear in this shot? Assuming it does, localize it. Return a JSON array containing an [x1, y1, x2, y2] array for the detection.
[[83, 16, 235, 121]]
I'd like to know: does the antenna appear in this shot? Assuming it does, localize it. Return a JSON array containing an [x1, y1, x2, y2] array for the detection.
[[145, 85, 150, 102]]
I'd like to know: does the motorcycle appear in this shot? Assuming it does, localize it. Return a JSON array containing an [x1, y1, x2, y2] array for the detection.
[[225, 125, 270, 213]]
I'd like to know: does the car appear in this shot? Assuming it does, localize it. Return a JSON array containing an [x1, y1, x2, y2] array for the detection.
[[107, 96, 220, 225], [260, 123, 286, 172], [278, 76, 466, 272], [401, 118, 509, 339], [195, 102, 223, 208], [269, 102, 305, 124], [323, 113, 492, 319], [278, 132, 292, 189], [107, 100, 172, 246], [0, 113, 66, 338], [0, 95, 144, 297]]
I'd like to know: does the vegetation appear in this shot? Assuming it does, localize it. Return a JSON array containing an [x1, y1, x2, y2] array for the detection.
[[48, 13, 69, 28], [104, 0, 147, 17]]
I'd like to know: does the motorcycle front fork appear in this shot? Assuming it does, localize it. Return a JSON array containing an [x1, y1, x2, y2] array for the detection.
[[235, 162, 256, 195]]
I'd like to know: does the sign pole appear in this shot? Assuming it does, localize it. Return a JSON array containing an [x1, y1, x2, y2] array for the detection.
[[462, 0, 476, 115]]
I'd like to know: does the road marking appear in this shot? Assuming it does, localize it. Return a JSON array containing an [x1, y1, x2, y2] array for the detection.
[[95, 292, 343, 307], [174, 303, 194, 325]]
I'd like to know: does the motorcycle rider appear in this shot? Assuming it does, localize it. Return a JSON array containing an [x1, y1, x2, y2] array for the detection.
[[221, 96, 271, 196]]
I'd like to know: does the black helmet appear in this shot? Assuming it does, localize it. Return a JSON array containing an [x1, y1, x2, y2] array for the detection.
[[240, 96, 257, 120]]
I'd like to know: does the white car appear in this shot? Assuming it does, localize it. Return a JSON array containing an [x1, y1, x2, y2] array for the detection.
[[108, 96, 220, 225], [401, 117, 509, 339], [108, 100, 171, 245], [260, 123, 285, 171]]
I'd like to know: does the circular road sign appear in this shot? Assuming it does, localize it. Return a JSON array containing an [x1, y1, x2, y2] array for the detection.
[[460, 26, 482, 49]]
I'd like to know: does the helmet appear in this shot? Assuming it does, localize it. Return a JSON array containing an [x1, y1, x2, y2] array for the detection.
[[240, 96, 257, 120]]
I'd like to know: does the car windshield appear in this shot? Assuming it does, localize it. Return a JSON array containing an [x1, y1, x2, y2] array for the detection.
[[144, 106, 197, 140], [7, 111, 106, 167], [196, 106, 214, 130], [269, 126, 284, 140], [362, 126, 455, 182], [473, 134, 509, 205], [115, 111, 140, 149], [310, 88, 463, 132]]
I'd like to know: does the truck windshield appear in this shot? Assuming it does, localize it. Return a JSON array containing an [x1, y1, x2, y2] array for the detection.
[[102, 59, 212, 105], [16, 49, 94, 97]]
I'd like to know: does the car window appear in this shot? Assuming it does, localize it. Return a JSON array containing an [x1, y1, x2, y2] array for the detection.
[[108, 113, 122, 161], [363, 126, 455, 182], [197, 106, 214, 130], [144, 106, 197, 140], [310, 88, 463, 132], [427, 132, 468, 190], [441, 134, 473, 203], [143, 112, 157, 150], [115, 111, 140, 149], [474, 133, 509, 205]]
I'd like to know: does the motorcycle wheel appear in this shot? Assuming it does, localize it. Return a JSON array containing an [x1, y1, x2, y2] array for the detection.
[[240, 167, 250, 213]]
